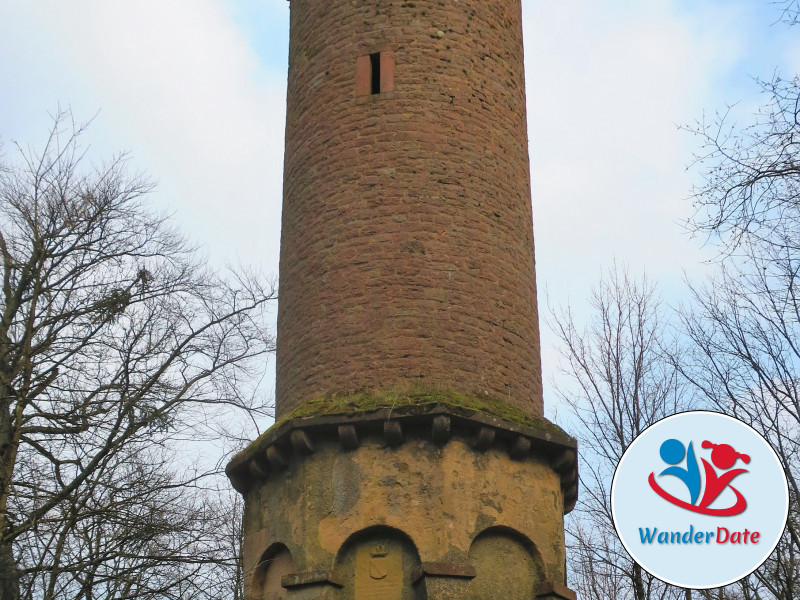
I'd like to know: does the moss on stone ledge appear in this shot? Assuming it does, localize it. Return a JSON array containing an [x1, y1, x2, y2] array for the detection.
[[233, 390, 566, 460], [274, 390, 556, 430], [229, 390, 575, 470]]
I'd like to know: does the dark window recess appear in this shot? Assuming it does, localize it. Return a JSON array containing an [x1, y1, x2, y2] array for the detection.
[[370, 53, 381, 95], [357, 51, 393, 97]]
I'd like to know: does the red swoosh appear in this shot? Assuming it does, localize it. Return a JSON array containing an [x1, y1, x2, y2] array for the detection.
[[648, 473, 747, 516]]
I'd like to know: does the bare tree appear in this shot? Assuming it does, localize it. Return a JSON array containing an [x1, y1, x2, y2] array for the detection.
[[687, 75, 800, 257], [550, 266, 691, 600], [777, 0, 800, 25], [679, 248, 800, 600], [0, 112, 275, 599], [679, 7, 800, 596], [550, 268, 772, 599]]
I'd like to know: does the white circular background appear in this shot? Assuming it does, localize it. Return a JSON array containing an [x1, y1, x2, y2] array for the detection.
[[611, 411, 789, 589]]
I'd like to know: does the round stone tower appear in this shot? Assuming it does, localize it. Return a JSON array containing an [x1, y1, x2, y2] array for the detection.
[[276, 0, 543, 417], [227, 0, 578, 598]]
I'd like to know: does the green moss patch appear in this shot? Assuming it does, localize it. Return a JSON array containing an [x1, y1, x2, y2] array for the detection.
[[275, 389, 557, 430], [231, 390, 572, 467]]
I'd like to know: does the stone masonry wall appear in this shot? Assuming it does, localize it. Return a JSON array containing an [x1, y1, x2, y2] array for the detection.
[[276, 0, 543, 417], [242, 438, 567, 599]]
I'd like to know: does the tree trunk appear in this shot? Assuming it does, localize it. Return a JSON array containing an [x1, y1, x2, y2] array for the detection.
[[632, 562, 646, 600], [0, 540, 20, 600]]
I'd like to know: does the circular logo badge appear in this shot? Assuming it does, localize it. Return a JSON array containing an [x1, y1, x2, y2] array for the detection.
[[611, 411, 788, 589]]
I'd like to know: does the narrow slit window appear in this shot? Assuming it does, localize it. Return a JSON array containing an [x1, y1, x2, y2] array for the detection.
[[370, 53, 381, 95], [357, 51, 394, 98]]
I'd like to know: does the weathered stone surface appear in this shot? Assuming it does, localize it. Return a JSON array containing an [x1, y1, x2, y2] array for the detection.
[[228, 405, 578, 516], [275, 0, 545, 418], [411, 562, 476, 581], [355, 543, 402, 600], [552, 449, 576, 473], [267, 445, 290, 469], [415, 575, 472, 600], [282, 570, 343, 589], [383, 421, 403, 447], [337, 528, 421, 600], [253, 544, 294, 600], [338, 425, 359, 450], [290, 430, 315, 455], [430, 416, 450, 445], [285, 583, 342, 600], [473, 426, 495, 452], [282, 571, 342, 600], [510, 435, 532, 460], [536, 581, 579, 600], [240, 437, 570, 599], [468, 528, 542, 598], [411, 562, 475, 600]]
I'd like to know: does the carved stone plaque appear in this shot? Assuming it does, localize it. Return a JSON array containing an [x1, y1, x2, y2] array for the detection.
[[355, 543, 402, 600]]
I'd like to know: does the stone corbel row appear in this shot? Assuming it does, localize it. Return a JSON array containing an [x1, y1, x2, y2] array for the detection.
[[227, 407, 578, 512]]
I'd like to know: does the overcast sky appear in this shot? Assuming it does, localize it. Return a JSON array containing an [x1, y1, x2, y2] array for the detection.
[[1, 0, 798, 424]]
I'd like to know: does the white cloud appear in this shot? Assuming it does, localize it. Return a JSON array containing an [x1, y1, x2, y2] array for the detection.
[[522, 1, 754, 413], [0, 0, 287, 273]]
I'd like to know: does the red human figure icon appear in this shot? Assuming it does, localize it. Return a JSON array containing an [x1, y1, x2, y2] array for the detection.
[[698, 441, 750, 511]]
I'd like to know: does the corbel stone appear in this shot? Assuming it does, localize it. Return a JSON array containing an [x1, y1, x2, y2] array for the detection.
[[432, 415, 451, 444], [290, 429, 315, 455], [473, 426, 495, 451], [226, 463, 251, 494], [384, 420, 403, 447], [267, 444, 290, 469], [338, 424, 359, 450], [552, 448, 576, 473], [509, 435, 531, 459], [561, 467, 578, 488], [248, 454, 270, 480]]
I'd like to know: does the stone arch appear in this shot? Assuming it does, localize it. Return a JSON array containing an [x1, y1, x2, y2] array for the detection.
[[467, 526, 544, 599], [335, 525, 423, 600], [252, 542, 295, 600]]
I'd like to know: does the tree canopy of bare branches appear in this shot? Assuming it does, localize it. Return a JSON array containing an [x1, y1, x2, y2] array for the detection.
[[0, 112, 275, 599], [682, 90, 800, 600], [550, 267, 691, 600], [687, 74, 800, 258], [551, 268, 781, 600], [777, 0, 800, 26], [678, 7, 800, 598]]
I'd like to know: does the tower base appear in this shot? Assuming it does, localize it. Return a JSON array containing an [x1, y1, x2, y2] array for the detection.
[[227, 403, 577, 600]]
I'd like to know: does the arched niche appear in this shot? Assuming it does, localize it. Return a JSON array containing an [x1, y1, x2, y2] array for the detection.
[[252, 542, 295, 600], [467, 526, 543, 599], [335, 525, 423, 600]]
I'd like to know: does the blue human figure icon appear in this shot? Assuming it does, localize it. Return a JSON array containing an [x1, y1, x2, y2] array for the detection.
[[658, 439, 701, 505]]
